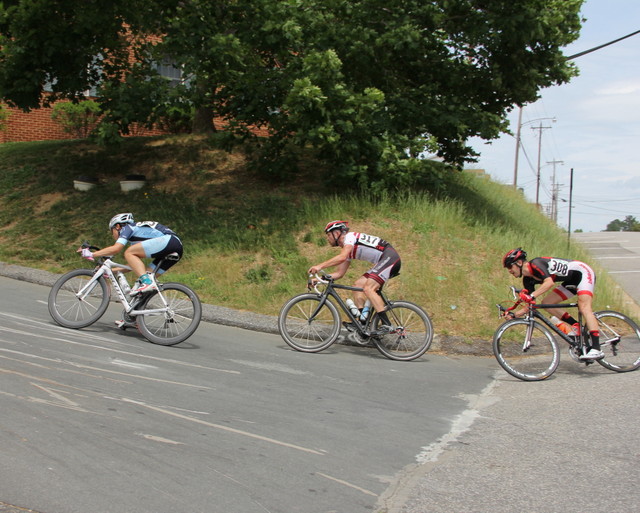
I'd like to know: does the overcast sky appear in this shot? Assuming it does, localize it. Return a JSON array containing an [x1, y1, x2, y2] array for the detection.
[[469, 0, 640, 233]]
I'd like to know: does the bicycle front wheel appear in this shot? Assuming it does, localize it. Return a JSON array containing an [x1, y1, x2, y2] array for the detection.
[[278, 294, 340, 352], [137, 283, 202, 346], [595, 311, 640, 372], [371, 301, 433, 361], [493, 319, 559, 381], [48, 269, 110, 328]]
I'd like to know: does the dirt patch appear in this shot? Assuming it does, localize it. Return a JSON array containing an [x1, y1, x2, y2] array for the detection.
[[34, 192, 65, 214]]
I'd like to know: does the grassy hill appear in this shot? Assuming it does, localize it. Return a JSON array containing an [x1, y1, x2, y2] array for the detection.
[[0, 134, 628, 341]]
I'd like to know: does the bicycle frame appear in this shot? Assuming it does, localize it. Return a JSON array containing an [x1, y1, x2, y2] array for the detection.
[[76, 258, 171, 318], [309, 274, 391, 333], [497, 286, 591, 355]]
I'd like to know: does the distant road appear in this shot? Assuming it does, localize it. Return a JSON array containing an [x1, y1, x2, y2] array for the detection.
[[573, 231, 640, 308]]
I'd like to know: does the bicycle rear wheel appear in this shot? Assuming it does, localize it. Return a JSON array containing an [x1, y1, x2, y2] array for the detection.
[[595, 310, 640, 372], [48, 269, 110, 328], [493, 319, 559, 381], [136, 283, 202, 346], [278, 294, 340, 352], [371, 301, 433, 361]]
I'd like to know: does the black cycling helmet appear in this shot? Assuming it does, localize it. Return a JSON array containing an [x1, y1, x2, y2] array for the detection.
[[324, 220, 349, 233], [502, 248, 527, 268]]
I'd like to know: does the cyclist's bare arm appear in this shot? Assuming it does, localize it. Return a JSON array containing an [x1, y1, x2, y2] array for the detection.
[[308, 245, 353, 275]]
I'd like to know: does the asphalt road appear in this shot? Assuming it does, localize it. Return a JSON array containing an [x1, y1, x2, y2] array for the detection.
[[0, 275, 495, 513], [396, 232, 640, 513], [1, 231, 639, 513]]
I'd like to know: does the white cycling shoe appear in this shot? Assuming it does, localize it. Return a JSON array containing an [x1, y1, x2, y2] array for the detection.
[[579, 348, 605, 360]]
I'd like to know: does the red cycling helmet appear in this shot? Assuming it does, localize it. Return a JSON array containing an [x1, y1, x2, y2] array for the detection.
[[324, 220, 349, 233], [502, 248, 527, 268]]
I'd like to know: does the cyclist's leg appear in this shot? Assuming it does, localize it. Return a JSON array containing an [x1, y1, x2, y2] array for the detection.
[[573, 262, 602, 355], [542, 286, 574, 319], [124, 242, 148, 277], [149, 235, 183, 275], [360, 254, 400, 314]]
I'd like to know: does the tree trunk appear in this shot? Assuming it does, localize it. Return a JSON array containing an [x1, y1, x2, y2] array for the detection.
[[192, 106, 215, 134]]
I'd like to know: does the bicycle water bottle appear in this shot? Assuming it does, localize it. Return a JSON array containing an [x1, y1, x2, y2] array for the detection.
[[550, 316, 572, 335], [360, 300, 371, 322], [116, 272, 131, 294], [345, 299, 359, 318]]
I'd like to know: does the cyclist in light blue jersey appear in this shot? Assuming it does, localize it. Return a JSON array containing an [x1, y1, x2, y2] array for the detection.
[[80, 213, 183, 295]]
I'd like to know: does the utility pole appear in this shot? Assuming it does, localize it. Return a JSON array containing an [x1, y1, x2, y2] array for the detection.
[[532, 122, 553, 208], [547, 159, 564, 222], [567, 168, 574, 249], [512, 106, 523, 189]]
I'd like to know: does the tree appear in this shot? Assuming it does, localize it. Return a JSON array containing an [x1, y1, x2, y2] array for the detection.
[[606, 215, 640, 232], [0, 0, 585, 186]]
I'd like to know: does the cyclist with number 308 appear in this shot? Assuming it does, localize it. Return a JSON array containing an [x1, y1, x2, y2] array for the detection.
[[308, 220, 401, 335], [502, 247, 604, 360]]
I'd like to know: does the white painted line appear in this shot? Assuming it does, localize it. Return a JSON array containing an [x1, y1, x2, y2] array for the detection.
[[0, 311, 240, 375], [116, 397, 325, 455], [593, 256, 640, 260], [316, 472, 377, 497], [111, 359, 158, 371], [415, 380, 499, 465]]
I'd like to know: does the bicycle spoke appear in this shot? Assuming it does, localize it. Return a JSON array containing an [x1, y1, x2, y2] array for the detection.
[[493, 319, 559, 381], [595, 311, 640, 372], [278, 295, 340, 352]]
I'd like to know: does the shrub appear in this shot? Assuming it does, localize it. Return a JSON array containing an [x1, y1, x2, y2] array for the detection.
[[51, 100, 101, 138], [0, 103, 10, 131]]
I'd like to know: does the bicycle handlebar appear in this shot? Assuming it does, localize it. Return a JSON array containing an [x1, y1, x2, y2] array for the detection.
[[307, 271, 333, 294]]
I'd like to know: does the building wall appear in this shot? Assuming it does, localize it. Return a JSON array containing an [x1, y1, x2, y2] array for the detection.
[[0, 103, 268, 143]]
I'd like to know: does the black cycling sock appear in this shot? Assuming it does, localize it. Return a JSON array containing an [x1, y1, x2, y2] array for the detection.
[[589, 330, 600, 350], [561, 312, 578, 325], [377, 310, 391, 326]]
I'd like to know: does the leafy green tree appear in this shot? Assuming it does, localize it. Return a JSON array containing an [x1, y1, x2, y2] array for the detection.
[[0, 0, 585, 186], [606, 215, 640, 232]]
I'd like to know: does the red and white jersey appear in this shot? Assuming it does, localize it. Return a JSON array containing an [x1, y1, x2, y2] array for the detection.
[[343, 232, 390, 264]]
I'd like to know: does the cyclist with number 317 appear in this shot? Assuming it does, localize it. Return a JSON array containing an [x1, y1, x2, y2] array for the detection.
[[502, 248, 604, 360], [308, 221, 401, 335]]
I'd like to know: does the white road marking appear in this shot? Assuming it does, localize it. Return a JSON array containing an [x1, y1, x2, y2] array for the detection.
[[316, 472, 377, 497], [114, 397, 325, 456]]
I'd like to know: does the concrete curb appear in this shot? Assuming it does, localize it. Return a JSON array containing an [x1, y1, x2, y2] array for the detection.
[[0, 261, 489, 356], [0, 261, 280, 335]]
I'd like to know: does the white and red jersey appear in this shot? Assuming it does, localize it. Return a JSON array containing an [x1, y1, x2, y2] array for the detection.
[[343, 232, 390, 264]]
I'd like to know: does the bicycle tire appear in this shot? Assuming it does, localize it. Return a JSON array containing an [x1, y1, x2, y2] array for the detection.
[[371, 301, 433, 361], [493, 319, 560, 381], [278, 293, 340, 352], [594, 310, 640, 372], [48, 269, 110, 329], [136, 283, 202, 346]]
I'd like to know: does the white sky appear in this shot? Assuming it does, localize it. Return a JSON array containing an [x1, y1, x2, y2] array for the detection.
[[468, 0, 640, 233]]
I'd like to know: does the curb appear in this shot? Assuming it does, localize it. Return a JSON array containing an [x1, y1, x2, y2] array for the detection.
[[0, 262, 491, 356]]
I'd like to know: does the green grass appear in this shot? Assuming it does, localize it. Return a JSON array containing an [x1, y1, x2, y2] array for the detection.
[[0, 135, 632, 339]]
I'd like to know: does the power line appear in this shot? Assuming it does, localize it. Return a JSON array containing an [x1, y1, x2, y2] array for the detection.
[[566, 29, 640, 60]]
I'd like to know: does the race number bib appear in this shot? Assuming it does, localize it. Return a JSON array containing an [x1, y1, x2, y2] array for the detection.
[[357, 233, 382, 248], [548, 258, 569, 276]]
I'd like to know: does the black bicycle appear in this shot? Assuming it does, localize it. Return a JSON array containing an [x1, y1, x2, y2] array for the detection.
[[493, 287, 640, 381], [278, 272, 433, 361]]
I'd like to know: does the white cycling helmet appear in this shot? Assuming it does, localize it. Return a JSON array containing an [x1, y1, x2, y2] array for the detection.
[[109, 212, 135, 230]]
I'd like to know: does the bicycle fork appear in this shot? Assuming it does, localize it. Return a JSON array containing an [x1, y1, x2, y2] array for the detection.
[[522, 321, 534, 352]]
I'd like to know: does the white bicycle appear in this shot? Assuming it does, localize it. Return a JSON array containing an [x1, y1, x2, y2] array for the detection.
[[48, 244, 202, 346]]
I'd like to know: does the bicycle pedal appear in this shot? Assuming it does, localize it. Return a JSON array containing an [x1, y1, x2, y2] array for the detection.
[[342, 321, 357, 332]]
